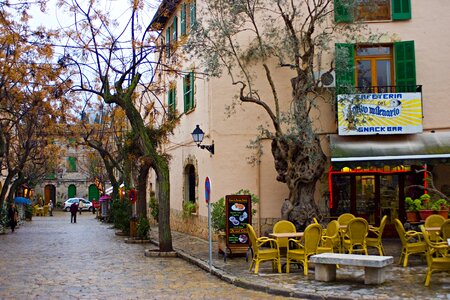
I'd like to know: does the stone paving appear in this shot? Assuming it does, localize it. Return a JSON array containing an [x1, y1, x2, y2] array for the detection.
[[0, 211, 295, 300], [149, 225, 450, 300]]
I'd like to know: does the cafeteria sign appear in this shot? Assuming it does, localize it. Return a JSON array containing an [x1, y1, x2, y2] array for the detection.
[[337, 92, 423, 136], [225, 195, 251, 250]]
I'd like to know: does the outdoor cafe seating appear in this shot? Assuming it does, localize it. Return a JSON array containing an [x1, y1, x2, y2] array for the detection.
[[420, 225, 450, 286], [246, 224, 282, 274], [341, 217, 369, 255], [366, 215, 388, 256], [394, 218, 427, 267], [286, 223, 322, 275]]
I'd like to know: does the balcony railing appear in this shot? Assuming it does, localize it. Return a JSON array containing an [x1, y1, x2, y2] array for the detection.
[[337, 85, 422, 95]]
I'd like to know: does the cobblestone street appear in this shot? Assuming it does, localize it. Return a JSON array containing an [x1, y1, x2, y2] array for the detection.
[[0, 212, 294, 300]]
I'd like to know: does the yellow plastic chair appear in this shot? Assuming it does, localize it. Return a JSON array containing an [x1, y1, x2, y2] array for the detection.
[[420, 225, 450, 287], [43, 205, 49, 216], [440, 219, 450, 240], [394, 218, 426, 267], [246, 224, 282, 274], [342, 217, 368, 255], [32, 205, 37, 216], [272, 220, 296, 248], [286, 223, 322, 275], [366, 215, 388, 255], [337, 213, 355, 227], [317, 220, 340, 254], [425, 214, 446, 242]]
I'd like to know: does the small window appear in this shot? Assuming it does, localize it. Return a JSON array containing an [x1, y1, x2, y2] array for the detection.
[[168, 86, 176, 119], [165, 27, 171, 58], [183, 72, 195, 112], [67, 157, 77, 172], [356, 0, 390, 21], [355, 45, 393, 93], [190, 0, 196, 28], [172, 16, 178, 42], [180, 3, 187, 36]]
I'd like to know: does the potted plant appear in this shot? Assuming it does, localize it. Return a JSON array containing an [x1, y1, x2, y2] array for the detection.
[[211, 189, 259, 254], [24, 204, 33, 221], [405, 197, 420, 222], [418, 194, 433, 221], [136, 215, 151, 240], [432, 199, 448, 219], [182, 201, 198, 218]]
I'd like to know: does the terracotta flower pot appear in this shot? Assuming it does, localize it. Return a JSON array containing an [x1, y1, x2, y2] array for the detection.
[[406, 211, 419, 223], [419, 210, 434, 221], [437, 210, 448, 219]]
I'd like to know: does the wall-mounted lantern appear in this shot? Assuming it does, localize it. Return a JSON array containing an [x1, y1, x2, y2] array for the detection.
[[191, 124, 214, 155]]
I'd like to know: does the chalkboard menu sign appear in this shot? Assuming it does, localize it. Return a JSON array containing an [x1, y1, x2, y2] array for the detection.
[[225, 195, 251, 249]]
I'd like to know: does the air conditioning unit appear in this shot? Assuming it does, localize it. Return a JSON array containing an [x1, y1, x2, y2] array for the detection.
[[313, 70, 335, 88]]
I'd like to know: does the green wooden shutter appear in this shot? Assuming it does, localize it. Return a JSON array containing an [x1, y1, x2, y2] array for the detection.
[[68, 157, 77, 172], [334, 0, 353, 23], [165, 27, 171, 58], [190, 0, 196, 28], [68, 184, 76, 198], [335, 43, 355, 95], [173, 16, 178, 41], [181, 4, 186, 36], [394, 41, 416, 92], [168, 87, 176, 118], [189, 72, 195, 110], [183, 75, 189, 112], [392, 0, 411, 20]]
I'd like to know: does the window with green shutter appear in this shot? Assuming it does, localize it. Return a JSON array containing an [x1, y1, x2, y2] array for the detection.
[[335, 43, 355, 94], [172, 16, 178, 42], [181, 3, 187, 36], [67, 156, 77, 172], [183, 72, 195, 112], [168, 86, 176, 119], [68, 184, 76, 198], [335, 41, 416, 94], [394, 41, 416, 92], [190, 0, 196, 28], [392, 0, 411, 20], [166, 27, 171, 58], [334, 0, 411, 23]]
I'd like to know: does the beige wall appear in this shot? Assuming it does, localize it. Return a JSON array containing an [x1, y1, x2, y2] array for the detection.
[[152, 0, 450, 238]]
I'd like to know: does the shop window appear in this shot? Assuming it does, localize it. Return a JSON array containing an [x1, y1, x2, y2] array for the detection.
[[183, 71, 195, 112], [335, 41, 416, 94], [334, 0, 411, 23]]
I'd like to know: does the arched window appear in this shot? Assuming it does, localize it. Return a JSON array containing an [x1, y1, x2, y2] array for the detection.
[[185, 164, 196, 203]]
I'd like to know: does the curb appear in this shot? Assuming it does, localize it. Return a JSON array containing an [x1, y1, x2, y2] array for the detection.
[[148, 237, 336, 300]]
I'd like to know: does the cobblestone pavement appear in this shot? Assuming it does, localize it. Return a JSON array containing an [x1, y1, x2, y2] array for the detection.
[[0, 211, 295, 300], [149, 226, 450, 300]]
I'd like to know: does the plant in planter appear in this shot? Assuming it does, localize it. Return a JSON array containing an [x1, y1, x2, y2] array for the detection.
[[24, 204, 33, 221], [182, 201, 197, 218], [405, 197, 421, 222], [432, 199, 448, 219], [137, 215, 150, 240], [418, 194, 433, 221]]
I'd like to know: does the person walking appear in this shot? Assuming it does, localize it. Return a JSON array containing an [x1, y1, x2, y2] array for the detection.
[[8, 203, 18, 233], [70, 202, 78, 223], [48, 200, 53, 216], [78, 200, 84, 215]]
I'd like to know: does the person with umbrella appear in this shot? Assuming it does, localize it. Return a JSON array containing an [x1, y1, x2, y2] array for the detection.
[[8, 203, 18, 233]]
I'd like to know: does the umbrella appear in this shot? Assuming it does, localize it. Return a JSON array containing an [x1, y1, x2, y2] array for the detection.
[[14, 196, 31, 205]]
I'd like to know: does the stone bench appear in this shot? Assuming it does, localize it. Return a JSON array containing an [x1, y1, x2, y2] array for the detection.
[[309, 253, 394, 284]]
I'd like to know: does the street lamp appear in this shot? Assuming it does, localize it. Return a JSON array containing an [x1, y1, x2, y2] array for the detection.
[[191, 125, 214, 155]]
